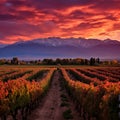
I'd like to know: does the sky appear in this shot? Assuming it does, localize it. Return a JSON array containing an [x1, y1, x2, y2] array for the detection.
[[0, 0, 120, 44]]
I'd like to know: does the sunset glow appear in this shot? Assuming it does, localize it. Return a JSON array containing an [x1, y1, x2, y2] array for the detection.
[[0, 0, 120, 44]]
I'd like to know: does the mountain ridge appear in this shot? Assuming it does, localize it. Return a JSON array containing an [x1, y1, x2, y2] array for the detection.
[[0, 38, 120, 59], [12, 37, 120, 48]]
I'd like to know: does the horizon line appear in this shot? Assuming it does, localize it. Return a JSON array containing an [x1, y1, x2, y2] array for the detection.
[[1, 37, 120, 45]]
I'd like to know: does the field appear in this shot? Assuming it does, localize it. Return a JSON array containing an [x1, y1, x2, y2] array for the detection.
[[0, 65, 120, 120]]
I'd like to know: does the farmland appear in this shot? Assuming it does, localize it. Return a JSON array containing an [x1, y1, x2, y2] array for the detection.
[[0, 65, 120, 120]]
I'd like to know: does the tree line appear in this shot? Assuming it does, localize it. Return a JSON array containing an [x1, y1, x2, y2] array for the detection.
[[0, 57, 100, 65], [0, 57, 119, 66]]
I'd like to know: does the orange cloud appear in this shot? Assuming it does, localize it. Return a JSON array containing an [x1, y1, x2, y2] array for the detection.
[[0, 0, 120, 44]]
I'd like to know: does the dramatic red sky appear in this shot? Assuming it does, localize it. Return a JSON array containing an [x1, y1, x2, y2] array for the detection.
[[0, 0, 120, 44]]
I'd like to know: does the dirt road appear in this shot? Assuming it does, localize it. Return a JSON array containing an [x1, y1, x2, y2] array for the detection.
[[28, 70, 80, 120]]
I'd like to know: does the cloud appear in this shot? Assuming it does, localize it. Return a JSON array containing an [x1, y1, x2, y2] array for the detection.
[[0, 14, 17, 20], [0, 20, 59, 43], [0, 0, 120, 43], [111, 23, 120, 31], [28, 0, 92, 10], [76, 21, 105, 30]]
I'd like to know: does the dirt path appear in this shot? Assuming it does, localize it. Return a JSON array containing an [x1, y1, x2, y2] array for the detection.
[[28, 70, 80, 120]]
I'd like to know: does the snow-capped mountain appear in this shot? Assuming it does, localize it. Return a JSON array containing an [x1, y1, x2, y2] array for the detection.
[[28, 37, 102, 47], [19, 37, 120, 48], [0, 38, 120, 59]]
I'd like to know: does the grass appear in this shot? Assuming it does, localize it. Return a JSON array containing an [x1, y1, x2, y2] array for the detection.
[[61, 97, 69, 102], [60, 102, 69, 107], [60, 94, 67, 98], [60, 94, 69, 102], [63, 109, 73, 119]]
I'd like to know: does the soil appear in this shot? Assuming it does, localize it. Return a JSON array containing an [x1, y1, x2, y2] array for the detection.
[[27, 70, 80, 120]]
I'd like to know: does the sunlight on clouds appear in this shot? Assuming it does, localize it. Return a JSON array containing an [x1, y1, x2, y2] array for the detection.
[[0, 0, 120, 43]]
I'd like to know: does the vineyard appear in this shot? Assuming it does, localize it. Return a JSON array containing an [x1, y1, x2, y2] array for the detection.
[[0, 66, 55, 120], [0, 66, 120, 120], [61, 67, 120, 120]]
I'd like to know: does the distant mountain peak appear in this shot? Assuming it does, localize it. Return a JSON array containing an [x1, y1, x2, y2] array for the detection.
[[103, 39, 120, 44], [0, 38, 120, 59], [10, 37, 120, 48], [14, 40, 25, 45]]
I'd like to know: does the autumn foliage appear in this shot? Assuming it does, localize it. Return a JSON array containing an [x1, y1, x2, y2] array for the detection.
[[61, 68, 120, 120], [0, 68, 55, 120]]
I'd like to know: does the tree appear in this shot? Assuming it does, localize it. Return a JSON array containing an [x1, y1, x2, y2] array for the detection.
[[84, 59, 89, 65], [0, 59, 6, 65], [111, 59, 118, 65], [90, 57, 95, 65], [96, 58, 100, 64], [11, 57, 19, 65], [42, 59, 54, 65]]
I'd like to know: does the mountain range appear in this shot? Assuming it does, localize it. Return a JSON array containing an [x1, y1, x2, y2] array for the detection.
[[0, 37, 120, 60]]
